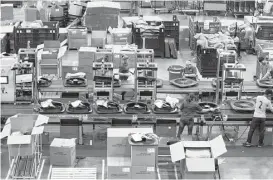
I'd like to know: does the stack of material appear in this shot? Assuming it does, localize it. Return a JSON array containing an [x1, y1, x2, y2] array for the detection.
[[227, 21, 254, 50], [91, 30, 107, 48], [107, 128, 154, 179], [50, 138, 76, 166], [0, 4, 14, 21], [78, 47, 96, 79], [194, 32, 236, 50], [67, 27, 88, 49], [83, 1, 120, 31], [110, 28, 132, 45]]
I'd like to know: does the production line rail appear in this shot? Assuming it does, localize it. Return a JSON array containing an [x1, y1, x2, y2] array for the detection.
[[38, 80, 267, 94]]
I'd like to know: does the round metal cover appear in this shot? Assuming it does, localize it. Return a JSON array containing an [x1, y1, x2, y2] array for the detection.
[[197, 102, 219, 114], [124, 102, 151, 114], [156, 79, 163, 88], [38, 79, 52, 87], [229, 100, 255, 112], [168, 65, 184, 72], [256, 79, 273, 88], [64, 78, 87, 87], [170, 78, 198, 88]]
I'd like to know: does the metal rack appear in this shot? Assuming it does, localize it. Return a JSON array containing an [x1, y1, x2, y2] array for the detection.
[[216, 63, 246, 103], [92, 61, 114, 101], [6, 134, 43, 180], [13, 62, 34, 104], [135, 62, 157, 103], [48, 167, 97, 180]]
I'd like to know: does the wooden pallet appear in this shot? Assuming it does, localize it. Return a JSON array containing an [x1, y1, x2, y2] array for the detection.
[[50, 167, 97, 180]]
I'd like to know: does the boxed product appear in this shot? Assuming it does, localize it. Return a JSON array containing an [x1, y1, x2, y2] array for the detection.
[[111, 28, 132, 45], [1, 114, 49, 156], [50, 138, 76, 166]]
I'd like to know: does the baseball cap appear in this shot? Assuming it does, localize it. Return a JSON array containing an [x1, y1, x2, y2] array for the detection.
[[265, 89, 273, 96]]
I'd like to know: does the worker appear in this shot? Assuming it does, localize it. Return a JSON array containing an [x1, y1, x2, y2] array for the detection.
[[119, 55, 131, 100], [184, 61, 198, 80], [5, 33, 11, 54], [259, 56, 273, 80], [233, 35, 241, 59], [243, 89, 273, 147], [177, 93, 214, 139]]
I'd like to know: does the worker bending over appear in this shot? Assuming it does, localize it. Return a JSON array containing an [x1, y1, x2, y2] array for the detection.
[[259, 56, 273, 80], [177, 93, 213, 139], [184, 61, 198, 81], [244, 89, 273, 147]]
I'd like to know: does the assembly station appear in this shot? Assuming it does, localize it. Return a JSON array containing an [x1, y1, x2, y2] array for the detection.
[[0, 0, 273, 179]]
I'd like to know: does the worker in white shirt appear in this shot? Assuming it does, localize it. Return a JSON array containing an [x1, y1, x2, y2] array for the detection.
[[259, 56, 273, 80], [243, 89, 273, 147]]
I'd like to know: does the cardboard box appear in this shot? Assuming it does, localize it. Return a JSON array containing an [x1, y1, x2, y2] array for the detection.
[[78, 47, 96, 66], [50, 5, 64, 18], [170, 136, 227, 178], [68, 39, 88, 49], [68, 28, 88, 40], [1, 114, 49, 156], [24, 7, 40, 21], [50, 138, 76, 166], [107, 128, 153, 157], [91, 30, 107, 48], [111, 28, 132, 45], [1, 4, 14, 21], [131, 145, 158, 166], [131, 166, 156, 179], [60, 126, 80, 144], [107, 157, 131, 179]]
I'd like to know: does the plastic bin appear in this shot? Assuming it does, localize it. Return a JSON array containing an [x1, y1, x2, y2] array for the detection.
[[168, 65, 184, 80]]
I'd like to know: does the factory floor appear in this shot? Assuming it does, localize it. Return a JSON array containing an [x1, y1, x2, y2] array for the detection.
[[1, 7, 272, 180]]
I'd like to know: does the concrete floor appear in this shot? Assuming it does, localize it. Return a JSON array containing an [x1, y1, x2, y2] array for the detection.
[[1, 6, 272, 180]]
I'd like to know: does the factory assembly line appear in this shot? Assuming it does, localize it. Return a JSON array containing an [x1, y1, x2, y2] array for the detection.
[[1, 0, 273, 180]]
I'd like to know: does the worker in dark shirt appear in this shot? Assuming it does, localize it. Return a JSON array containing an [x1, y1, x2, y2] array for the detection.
[[177, 93, 213, 139], [184, 61, 198, 80], [5, 33, 11, 54]]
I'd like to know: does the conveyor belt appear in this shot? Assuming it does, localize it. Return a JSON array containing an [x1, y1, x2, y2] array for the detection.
[[50, 168, 97, 180], [38, 80, 267, 94]]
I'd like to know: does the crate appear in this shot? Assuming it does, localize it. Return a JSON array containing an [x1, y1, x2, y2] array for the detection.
[[39, 58, 62, 79], [15, 21, 59, 52], [94, 49, 113, 62], [136, 49, 154, 63]]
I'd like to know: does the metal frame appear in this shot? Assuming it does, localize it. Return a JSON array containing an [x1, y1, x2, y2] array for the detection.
[[92, 61, 114, 101], [135, 62, 157, 102]]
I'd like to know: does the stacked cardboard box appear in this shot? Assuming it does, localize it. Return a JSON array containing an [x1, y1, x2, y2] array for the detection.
[[91, 30, 107, 48], [111, 28, 132, 45], [78, 47, 96, 79], [50, 138, 76, 166], [24, 6, 40, 21], [170, 136, 227, 179], [1, 4, 14, 21], [129, 135, 158, 179], [37, 40, 67, 79], [84, 2, 120, 31], [107, 128, 154, 180], [68, 27, 88, 49]]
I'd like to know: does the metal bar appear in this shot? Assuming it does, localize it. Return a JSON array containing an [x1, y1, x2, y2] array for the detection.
[[5, 159, 15, 180], [102, 159, 105, 180]]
